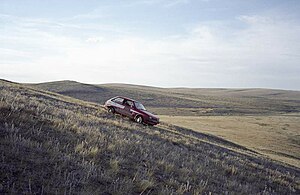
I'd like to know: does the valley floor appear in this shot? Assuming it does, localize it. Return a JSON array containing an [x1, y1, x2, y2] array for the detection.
[[160, 115, 300, 168]]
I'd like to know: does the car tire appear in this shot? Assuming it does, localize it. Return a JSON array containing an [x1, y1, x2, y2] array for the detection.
[[108, 107, 115, 114], [135, 115, 143, 124]]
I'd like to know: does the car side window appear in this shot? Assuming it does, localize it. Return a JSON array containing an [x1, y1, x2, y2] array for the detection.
[[125, 100, 134, 107], [112, 97, 124, 104]]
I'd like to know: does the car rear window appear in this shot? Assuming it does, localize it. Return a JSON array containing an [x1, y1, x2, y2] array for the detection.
[[112, 97, 124, 104]]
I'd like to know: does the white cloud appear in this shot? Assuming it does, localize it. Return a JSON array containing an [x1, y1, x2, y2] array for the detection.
[[0, 12, 300, 89], [238, 15, 274, 24], [86, 37, 105, 43]]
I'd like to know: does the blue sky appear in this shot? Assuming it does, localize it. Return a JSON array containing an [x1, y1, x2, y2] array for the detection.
[[1, 0, 300, 89]]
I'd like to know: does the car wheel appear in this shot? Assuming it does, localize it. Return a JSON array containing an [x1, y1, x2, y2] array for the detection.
[[108, 107, 115, 114], [136, 115, 143, 124]]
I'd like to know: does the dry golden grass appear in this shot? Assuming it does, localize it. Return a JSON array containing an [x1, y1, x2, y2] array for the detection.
[[160, 115, 300, 168]]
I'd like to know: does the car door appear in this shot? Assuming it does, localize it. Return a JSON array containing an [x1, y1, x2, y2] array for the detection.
[[121, 100, 133, 118]]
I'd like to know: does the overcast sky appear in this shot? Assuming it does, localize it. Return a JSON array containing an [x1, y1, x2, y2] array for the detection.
[[1, 0, 300, 90]]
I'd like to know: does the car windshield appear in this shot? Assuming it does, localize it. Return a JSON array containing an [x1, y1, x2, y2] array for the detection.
[[135, 102, 146, 110]]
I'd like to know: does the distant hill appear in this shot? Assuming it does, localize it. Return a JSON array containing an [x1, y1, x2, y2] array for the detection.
[[30, 80, 300, 116], [1, 79, 300, 194]]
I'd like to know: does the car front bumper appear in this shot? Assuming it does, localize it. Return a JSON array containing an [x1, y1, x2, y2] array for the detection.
[[146, 118, 160, 125]]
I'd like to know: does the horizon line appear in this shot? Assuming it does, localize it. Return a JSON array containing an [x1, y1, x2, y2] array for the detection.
[[1, 78, 299, 92]]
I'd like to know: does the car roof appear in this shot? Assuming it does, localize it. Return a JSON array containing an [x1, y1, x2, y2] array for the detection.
[[112, 96, 138, 102]]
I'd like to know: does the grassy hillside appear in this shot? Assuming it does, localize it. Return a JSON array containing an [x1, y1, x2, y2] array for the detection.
[[30, 80, 300, 168], [1, 79, 300, 194], [31, 81, 300, 116]]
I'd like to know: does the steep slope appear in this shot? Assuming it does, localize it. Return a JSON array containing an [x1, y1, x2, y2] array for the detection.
[[31, 81, 300, 116], [1, 80, 300, 194]]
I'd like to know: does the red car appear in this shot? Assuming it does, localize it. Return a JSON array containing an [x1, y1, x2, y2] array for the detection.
[[104, 96, 159, 126]]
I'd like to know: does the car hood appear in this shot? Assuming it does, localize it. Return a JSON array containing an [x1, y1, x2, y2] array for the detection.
[[142, 110, 158, 118]]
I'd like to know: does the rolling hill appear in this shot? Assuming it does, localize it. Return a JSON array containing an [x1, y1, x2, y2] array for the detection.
[[1, 79, 299, 194], [31, 80, 300, 116]]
